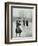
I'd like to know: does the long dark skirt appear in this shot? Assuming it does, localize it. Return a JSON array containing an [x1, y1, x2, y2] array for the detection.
[[15, 27, 22, 33]]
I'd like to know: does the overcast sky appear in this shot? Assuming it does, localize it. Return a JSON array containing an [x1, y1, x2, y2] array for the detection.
[[12, 8, 33, 18]]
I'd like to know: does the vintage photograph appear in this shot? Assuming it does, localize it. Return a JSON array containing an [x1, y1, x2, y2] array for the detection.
[[5, 2, 37, 44], [11, 8, 32, 38]]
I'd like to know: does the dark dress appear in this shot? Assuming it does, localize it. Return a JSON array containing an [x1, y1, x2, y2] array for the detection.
[[16, 26, 22, 33], [16, 20, 22, 33]]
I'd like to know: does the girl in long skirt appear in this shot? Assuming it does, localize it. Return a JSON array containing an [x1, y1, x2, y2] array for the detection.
[[15, 20, 22, 37]]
